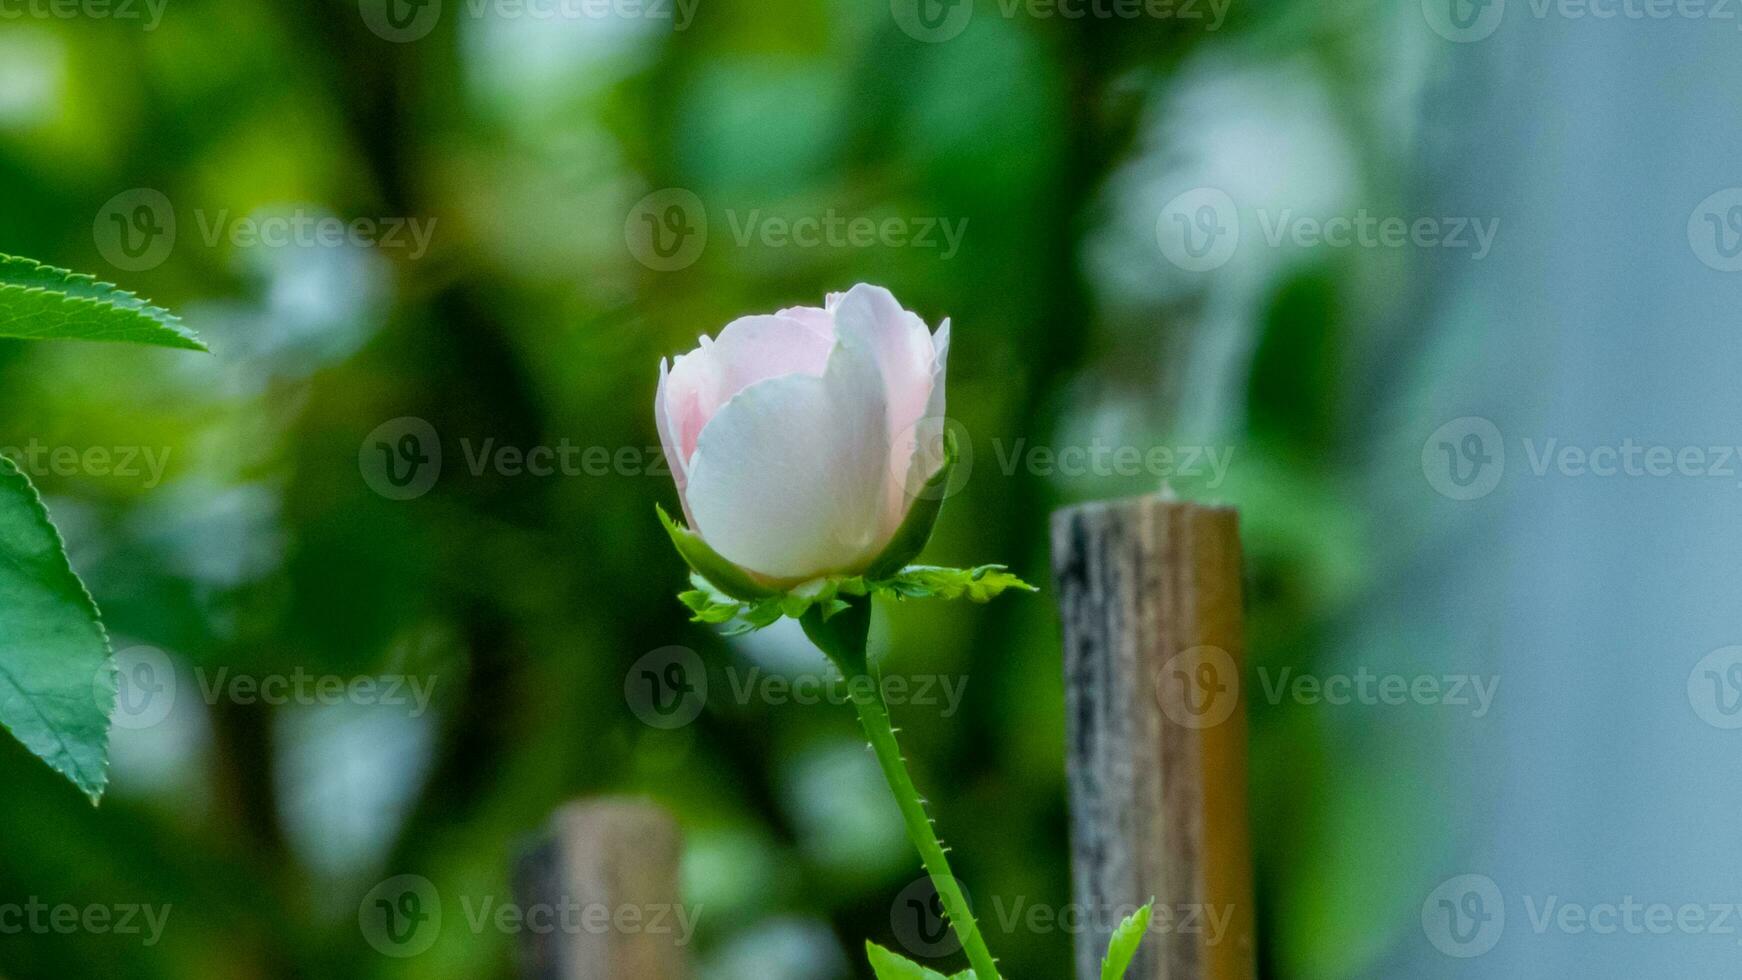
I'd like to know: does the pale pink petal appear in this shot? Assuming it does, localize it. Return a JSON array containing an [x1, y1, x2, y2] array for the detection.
[[897, 317, 951, 515], [773, 305, 836, 342], [831, 283, 939, 534], [662, 314, 833, 470], [654, 357, 696, 526], [685, 326, 890, 582]]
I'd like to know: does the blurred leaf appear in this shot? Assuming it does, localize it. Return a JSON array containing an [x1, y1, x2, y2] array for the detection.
[[0, 254, 205, 351], [865, 941, 974, 980], [1100, 902, 1153, 980], [1247, 269, 1340, 456], [0, 455, 113, 803]]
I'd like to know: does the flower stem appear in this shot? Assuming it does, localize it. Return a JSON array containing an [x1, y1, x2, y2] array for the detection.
[[851, 674, 1002, 980], [800, 598, 1001, 980]]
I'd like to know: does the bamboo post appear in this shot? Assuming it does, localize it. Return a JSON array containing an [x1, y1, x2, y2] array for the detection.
[[1051, 497, 1257, 980], [512, 799, 689, 980]]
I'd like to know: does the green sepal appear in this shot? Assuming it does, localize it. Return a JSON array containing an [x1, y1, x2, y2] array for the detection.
[[1100, 901, 1155, 980], [674, 564, 1035, 640], [874, 565, 1037, 603], [678, 575, 783, 635], [657, 503, 777, 601], [865, 941, 975, 980], [864, 429, 957, 581], [798, 593, 870, 677]]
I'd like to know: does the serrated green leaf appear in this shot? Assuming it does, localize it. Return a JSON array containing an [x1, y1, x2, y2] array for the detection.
[[1100, 902, 1155, 980], [657, 503, 777, 601], [865, 429, 957, 581], [0, 456, 114, 803], [865, 941, 975, 980], [876, 565, 1038, 603], [0, 254, 205, 350]]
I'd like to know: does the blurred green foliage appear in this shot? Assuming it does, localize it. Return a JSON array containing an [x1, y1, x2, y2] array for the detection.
[[0, 0, 1434, 977]]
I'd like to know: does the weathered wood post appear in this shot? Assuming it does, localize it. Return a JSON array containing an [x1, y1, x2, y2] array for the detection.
[[1052, 496, 1257, 980], [512, 799, 689, 980]]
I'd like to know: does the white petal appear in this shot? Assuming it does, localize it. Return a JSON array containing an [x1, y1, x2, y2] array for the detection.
[[831, 284, 938, 533], [685, 326, 891, 582], [899, 317, 951, 508], [654, 357, 696, 526], [663, 314, 834, 468]]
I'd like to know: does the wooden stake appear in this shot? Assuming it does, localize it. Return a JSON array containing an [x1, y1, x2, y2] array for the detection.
[[512, 799, 689, 980], [1052, 497, 1257, 980]]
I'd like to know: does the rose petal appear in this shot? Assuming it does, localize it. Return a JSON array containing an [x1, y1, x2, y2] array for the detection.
[[830, 284, 938, 534], [685, 325, 890, 582], [898, 316, 951, 515], [663, 314, 834, 470], [654, 357, 697, 525]]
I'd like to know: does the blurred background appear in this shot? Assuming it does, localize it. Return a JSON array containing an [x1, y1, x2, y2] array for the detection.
[[4, 0, 1742, 976]]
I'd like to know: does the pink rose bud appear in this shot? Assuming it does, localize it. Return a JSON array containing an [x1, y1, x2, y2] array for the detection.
[[656, 284, 951, 587]]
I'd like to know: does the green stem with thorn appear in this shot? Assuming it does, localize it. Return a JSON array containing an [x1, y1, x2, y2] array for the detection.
[[801, 596, 1001, 980]]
